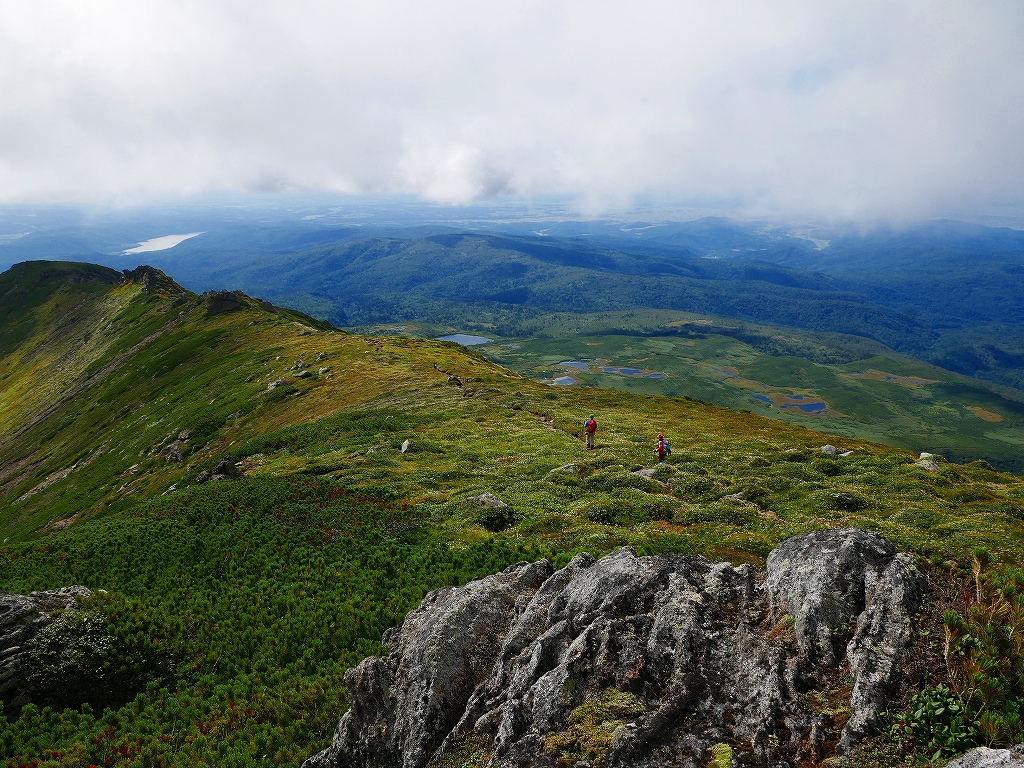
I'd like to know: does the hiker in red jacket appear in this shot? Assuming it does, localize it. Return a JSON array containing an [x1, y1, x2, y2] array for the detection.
[[654, 433, 671, 463], [583, 414, 597, 450]]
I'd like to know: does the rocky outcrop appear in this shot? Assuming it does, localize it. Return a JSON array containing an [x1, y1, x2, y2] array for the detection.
[[205, 290, 241, 315], [196, 456, 243, 484], [304, 529, 920, 768], [0, 586, 91, 713], [120, 265, 186, 295], [946, 745, 1024, 768]]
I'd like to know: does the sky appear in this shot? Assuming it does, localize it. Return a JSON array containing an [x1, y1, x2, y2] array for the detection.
[[1, 1, 1023, 220]]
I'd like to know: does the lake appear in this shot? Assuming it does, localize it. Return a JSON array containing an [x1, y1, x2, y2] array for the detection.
[[124, 232, 204, 254], [437, 334, 494, 346]]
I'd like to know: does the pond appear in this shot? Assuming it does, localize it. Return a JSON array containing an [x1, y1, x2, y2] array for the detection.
[[599, 365, 667, 378], [559, 361, 590, 370], [437, 334, 494, 346]]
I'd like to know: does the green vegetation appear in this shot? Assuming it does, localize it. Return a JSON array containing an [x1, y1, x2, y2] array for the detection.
[[541, 688, 646, 768], [2, 262, 1024, 765], [385, 310, 1024, 475]]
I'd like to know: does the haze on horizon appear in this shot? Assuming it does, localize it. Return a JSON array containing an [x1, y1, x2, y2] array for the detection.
[[1, 1, 1023, 222]]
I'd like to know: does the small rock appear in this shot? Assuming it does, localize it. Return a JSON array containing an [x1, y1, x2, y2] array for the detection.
[[839, 450, 854, 457], [945, 745, 1024, 768], [319, 367, 332, 375], [820, 445, 838, 455], [544, 463, 579, 480], [916, 459, 940, 473], [401, 439, 414, 454], [266, 379, 287, 391], [195, 470, 213, 484], [469, 493, 508, 511], [159, 441, 184, 463], [292, 359, 308, 371], [178, 429, 192, 441], [722, 491, 745, 501], [919, 452, 940, 460], [162, 484, 177, 496], [316, 352, 329, 361], [295, 370, 312, 379], [633, 468, 658, 478], [298, 329, 313, 336]]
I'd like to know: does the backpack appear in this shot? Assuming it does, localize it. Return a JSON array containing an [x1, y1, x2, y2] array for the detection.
[[584, 418, 597, 434]]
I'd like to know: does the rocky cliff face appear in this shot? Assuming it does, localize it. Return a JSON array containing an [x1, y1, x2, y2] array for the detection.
[[0, 586, 91, 714], [304, 529, 920, 768]]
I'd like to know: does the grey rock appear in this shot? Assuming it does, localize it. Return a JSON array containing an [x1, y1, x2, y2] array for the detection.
[[295, 370, 312, 379], [722, 491, 745, 500], [159, 441, 184, 463], [632, 468, 658, 478], [259, 300, 276, 312], [916, 459, 940, 473], [292, 359, 308, 371], [0, 586, 91, 712], [305, 528, 920, 768], [401, 439, 414, 454], [319, 367, 332, 375], [267, 379, 288, 391], [205, 290, 241, 316], [196, 457, 242, 484], [919, 452, 939, 460], [946, 745, 1024, 768], [765, 528, 919, 752], [544, 463, 579, 480], [839, 450, 854, 457], [469, 493, 508, 511], [820, 444, 838, 455], [447, 375, 463, 387]]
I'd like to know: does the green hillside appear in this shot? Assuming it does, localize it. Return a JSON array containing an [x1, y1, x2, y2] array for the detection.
[[2, 262, 1024, 766], [377, 309, 1024, 474]]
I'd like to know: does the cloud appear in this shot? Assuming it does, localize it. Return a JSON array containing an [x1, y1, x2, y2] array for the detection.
[[0, 0, 1022, 219]]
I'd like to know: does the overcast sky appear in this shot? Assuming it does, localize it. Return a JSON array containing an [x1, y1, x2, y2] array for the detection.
[[1, 1, 1022, 220]]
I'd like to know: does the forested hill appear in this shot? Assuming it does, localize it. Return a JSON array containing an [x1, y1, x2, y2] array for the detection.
[[2, 261, 1024, 765], [131, 228, 1024, 391]]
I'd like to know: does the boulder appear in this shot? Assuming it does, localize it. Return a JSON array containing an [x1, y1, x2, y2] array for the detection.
[[469, 493, 509, 511], [266, 379, 288, 391], [292, 359, 308, 371], [916, 459, 940, 473], [820, 445, 838, 455], [197, 457, 242, 484], [401, 439, 414, 454], [1, 586, 91, 713], [946, 745, 1024, 768], [296, 370, 312, 379], [304, 528, 920, 768]]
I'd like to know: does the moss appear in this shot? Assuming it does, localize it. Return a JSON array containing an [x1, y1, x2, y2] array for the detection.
[[542, 688, 646, 768]]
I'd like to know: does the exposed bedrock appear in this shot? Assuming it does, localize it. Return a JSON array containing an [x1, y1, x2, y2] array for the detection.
[[304, 529, 920, 768]]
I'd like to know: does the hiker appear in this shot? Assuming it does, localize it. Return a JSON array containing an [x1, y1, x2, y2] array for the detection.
[[583, 414, 598, 450], [654, 433, 671, 463]]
